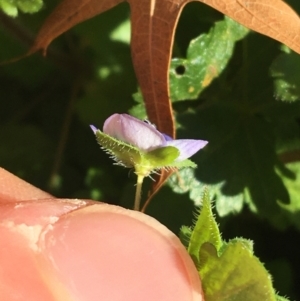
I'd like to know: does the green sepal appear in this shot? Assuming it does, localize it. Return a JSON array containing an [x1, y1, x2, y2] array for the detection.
[[141, 147, 198, 174], [144, 146, 180, 167], [94, 129, 142, 168], [275, 295, 290, 301], [134, 146, 181, 176], [94, 130, 193, 177]]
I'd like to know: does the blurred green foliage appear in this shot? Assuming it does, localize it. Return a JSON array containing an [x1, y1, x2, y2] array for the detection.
[[0, 0, 42, 17], [0, 1, 300, 299]]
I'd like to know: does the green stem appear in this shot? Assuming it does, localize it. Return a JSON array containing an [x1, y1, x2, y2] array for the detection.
[[134, 174, 144, 211]]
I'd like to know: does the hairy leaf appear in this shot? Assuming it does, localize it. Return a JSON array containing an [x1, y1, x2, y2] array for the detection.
[[199, 240, 276, 301], [270, 49, 300, 102], [187, 189, 222, 266], [185, 192, 284, 301]]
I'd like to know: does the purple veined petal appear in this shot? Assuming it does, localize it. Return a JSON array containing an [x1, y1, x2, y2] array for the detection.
[[162, 133, 173, 141], [103, 114, 166, 151], [166, 139, 208, 161]]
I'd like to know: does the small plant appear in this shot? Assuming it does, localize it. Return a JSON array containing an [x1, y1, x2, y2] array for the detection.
[[90, 113, 208, 210]]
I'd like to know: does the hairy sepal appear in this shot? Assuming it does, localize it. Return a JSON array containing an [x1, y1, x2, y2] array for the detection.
[[94, 129, 142, 168], [94, 130, 197, 177]]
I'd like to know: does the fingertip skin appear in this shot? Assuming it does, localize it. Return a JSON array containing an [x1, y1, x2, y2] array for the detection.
[[0, 167, 51, 202], [0, 198, 92, 301], [40, 204, 204, 301], [1, 198, 204, 301]]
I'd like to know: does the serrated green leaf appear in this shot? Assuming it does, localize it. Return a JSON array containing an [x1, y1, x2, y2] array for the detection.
[[270, 51, 300, 102], [199, 240, 276, 301], [0, 0, 17, 16], [168, 168, 244, 216], [276, 162, 300, 230], [187, 190, 222, 266], [171, 158, 197, 169], [170, 17, 249, 101], [129, 89, 148, 120], [214, 191, 244, 216], [178, 107, 291, 226], [183, 192, 290, 301], [168, 168, 200, 194], [179, 225, 192, 248], [229, 237, 253, 253], [130, 16, 249, 112]]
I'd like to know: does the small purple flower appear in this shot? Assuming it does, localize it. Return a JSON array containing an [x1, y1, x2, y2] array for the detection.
[[91, 113, 208, 210], [91, 113, 208, 161]]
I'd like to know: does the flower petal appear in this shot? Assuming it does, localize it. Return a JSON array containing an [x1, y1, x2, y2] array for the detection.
[[103, 114, 166, 151], [90, 125, 98, 134], [162, 133, 173, 141], [166, 139, 208, 161]]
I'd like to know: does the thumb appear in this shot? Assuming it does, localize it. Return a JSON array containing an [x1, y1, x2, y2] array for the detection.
[[0, 168, 204, 301]]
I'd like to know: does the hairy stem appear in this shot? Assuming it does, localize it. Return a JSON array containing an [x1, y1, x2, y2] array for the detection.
[[134, 174, 144, 211]]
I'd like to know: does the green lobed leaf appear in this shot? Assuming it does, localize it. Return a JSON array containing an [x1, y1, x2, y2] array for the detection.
[[177, 103, 296, 228], [179, 225, 192, 249], [199, 240, 276, 301], [270, 49, 300, 102], [276, 162, 300, 230], [169, 16, 249, 101], [169, 158, 197, 169], [130, 16, 249, 114], [168, 168, 244, 216], [0, 0, 17, 16], [0, 0, 43, 16], [129, 89, 147, 120], [184, 193, 282, 301]]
